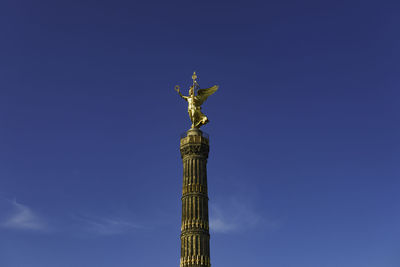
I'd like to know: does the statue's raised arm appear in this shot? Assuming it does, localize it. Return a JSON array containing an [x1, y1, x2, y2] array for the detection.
[[175, 72, 219, 129], [175, 85, 188, 101]]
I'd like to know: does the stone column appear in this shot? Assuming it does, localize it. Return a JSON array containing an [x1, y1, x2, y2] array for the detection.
[[180, 128, 211, 267]]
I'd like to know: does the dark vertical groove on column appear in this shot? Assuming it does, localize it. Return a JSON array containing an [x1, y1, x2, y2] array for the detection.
[[194, 159, 198, 185], [190, 159, 194, 185], [202, 160, 205, 187]]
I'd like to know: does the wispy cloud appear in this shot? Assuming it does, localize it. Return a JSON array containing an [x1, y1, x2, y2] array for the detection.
[[0, 197, 143, 236], [1, 199, 46, 231], [209, 198, 277, 233], [75, 215, 142, 236]]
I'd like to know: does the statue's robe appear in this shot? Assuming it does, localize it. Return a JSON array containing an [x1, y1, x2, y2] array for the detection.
[[187, 96, 209, 128]]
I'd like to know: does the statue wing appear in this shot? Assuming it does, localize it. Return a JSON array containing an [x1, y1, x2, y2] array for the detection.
[[197, 85, 219, 105]]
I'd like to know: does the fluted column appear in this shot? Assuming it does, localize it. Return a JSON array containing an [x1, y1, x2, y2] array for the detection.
[[180, 128, 210, 267]]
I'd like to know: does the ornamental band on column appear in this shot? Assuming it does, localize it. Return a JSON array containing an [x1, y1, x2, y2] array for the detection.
[[175, 72, 219, 267]]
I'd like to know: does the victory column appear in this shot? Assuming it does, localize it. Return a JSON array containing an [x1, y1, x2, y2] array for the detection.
[[175, 72, 218, 267]]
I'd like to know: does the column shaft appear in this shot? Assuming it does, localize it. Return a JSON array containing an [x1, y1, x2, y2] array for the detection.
[[180, 132, 210, 267]]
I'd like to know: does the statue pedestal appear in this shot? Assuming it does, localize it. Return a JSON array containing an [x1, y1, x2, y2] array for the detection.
[[187, 128, 202, 136]]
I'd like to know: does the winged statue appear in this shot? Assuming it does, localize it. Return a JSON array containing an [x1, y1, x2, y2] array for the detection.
[[175, 72, 219, 129]]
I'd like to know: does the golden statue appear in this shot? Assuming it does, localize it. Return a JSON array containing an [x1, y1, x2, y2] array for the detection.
[[175, 72, 219, 129]]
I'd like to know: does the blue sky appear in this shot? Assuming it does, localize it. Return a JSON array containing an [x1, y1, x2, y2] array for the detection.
[[0, 0, 399, 266]]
